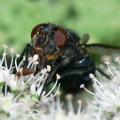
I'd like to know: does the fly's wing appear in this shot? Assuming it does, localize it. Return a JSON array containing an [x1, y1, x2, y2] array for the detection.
[[86, 44, 120, 55], [85, 43, 120, 63]]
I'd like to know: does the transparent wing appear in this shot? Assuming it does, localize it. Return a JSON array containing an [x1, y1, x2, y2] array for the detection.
[[85, 43, 120, 62], [86, 44, 120, 55]]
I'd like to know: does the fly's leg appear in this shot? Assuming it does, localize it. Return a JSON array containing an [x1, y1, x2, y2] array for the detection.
[[17, 44, 34, 67]]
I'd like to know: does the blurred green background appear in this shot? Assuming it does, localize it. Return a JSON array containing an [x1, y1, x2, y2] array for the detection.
[[0, 0, 120, 52]]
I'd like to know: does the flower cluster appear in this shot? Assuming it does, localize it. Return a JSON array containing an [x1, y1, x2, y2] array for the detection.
[[80, 61, 120, 120], [1, 45, 120, 120], [0, 45, 60, 119]]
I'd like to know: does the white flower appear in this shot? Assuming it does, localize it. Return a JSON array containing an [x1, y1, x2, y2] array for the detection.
[[29, 93, 93, 120], [90, 63, 120, 113], [0, 92, 31, 119], [7, 74, 26, 91], [0, 45, 61, 119], [2, 45, 118, 120], [80, 61, 120, 120]]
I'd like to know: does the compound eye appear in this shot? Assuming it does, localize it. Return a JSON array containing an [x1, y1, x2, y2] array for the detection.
[[54, 29, 67, 48], [31, 23, 48, 40]]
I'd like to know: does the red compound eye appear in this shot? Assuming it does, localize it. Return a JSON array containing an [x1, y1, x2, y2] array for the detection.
[[54, 29, 67, 48], [31, 23, 48, 40]]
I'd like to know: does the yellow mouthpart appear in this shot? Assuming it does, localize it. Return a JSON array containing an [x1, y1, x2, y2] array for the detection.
[[47, 55, 58, 61]]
